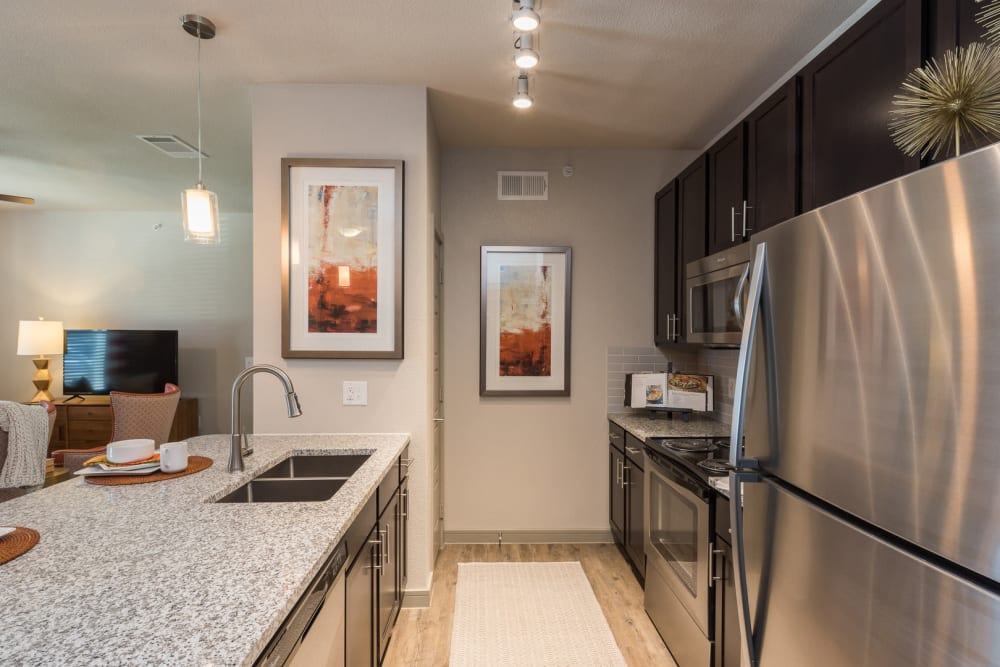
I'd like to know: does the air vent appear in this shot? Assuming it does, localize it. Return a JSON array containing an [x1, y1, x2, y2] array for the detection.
[[136, 135, 208, 158], [498, 171, 548, 200]]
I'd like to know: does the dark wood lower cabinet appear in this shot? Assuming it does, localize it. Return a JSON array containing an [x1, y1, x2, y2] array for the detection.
[[378, 489, 401, 662], [714, 495, 738, 667], [346, 525, 378, 667], [610, 442, 626, 544], [624, 447, 645, 576], [609, 422, 645, 582]]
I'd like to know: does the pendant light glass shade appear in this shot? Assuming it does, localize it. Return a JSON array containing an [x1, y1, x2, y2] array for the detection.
[[181, 15, 220, 244], [182, 183, 220, 244]]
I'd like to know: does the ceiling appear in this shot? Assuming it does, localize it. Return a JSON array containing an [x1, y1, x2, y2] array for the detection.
[[1, 0, 867, 213]]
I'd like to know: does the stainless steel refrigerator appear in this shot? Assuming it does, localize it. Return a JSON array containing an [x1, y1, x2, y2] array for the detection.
[[728, 145, 1000, 666]]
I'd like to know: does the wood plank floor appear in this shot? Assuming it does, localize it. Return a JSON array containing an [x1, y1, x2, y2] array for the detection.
[[383, 544, 677, 666]]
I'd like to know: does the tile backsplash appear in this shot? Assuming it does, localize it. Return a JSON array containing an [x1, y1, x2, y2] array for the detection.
[[607, 345, 738, 424]]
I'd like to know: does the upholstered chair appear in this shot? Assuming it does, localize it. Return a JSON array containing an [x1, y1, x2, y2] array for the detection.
[[0, 401, 56, 502], [54, 384, 181, 473]]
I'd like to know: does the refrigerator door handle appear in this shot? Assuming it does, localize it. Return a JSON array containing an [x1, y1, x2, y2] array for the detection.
[[730, 242, 768, 469], [730, 470, 762, 667]]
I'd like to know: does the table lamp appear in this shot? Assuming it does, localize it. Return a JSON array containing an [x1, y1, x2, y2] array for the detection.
[[17, 318, 63, 403]]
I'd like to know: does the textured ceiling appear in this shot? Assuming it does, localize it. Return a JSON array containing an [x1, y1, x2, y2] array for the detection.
[[0, 0, 867, 212]]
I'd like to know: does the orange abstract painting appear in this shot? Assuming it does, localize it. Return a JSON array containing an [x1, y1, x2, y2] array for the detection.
[[498, 264, 552, 376], [306, 184, 379, 333]]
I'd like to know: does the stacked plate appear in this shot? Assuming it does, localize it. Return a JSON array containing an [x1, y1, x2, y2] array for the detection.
[[74, 439, 161, 477]]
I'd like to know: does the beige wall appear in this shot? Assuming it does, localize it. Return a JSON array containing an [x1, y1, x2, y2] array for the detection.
[[0, 210, 252, 433], [250, 84, 436, 593], [441, 148, 696, 533]]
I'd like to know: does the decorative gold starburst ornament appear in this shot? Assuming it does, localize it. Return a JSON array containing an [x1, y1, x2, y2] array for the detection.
[[889, 42, 1000, 159], [976, 0, 1000, 43]]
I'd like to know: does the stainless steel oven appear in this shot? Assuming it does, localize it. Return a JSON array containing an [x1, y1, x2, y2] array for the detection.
[[686, 243, 752, 346], [644, 448, 714, 667]]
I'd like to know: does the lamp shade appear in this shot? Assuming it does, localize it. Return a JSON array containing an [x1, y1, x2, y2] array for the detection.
[[182, 185, 221, 244], [17, 320, 63, 356]]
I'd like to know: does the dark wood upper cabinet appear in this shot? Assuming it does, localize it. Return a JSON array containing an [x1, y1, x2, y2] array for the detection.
[[654, 182, 679, 347], [929, 0, 990, 58], [677, 156, 709, 343], [747, 78, 801, 233], [707, 125, 747, 254], [801, 0, 922, 211]]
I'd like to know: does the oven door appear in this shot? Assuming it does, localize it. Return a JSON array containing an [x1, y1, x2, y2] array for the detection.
[[644, 451, 712, 634], [686, 246, 751, 346]]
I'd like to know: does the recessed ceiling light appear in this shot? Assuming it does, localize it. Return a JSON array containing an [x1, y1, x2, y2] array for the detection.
[[512, 0, 540, 31], [513, 73, 533, 109], [514, 32, 539, 69]]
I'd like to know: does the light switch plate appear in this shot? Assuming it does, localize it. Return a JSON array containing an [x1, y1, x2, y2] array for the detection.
[[342, 381, 368, 406]]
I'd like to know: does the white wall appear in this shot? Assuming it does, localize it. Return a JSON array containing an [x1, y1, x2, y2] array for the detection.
[[441, 148, 696, 534], [0, 210, 252, 433], [251, 84, 436, 594]]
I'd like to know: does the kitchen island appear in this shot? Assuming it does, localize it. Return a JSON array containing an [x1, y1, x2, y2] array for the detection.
[[0, 432, 409, 666]]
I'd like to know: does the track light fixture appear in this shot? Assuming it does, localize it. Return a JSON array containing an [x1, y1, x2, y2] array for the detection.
[[514, 32, 539, 69], [512, 0, 540, 32], [513, 73, 533, 109]]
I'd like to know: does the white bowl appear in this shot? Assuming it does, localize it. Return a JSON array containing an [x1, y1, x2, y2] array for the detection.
[[106, 438, 156, 464]]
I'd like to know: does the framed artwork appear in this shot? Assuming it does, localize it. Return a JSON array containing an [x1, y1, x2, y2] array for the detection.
[[480, 246, 572, 396], [281, 158, 404, 359]]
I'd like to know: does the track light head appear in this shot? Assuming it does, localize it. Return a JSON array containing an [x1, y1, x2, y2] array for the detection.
[[512, 0, 540, 31], [513, 73, 533, 109], [514, 32, 539, 69]]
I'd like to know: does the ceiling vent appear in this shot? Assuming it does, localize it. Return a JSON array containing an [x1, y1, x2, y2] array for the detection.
[[136, 135, 208, 158], [498, 171, 548, 200]]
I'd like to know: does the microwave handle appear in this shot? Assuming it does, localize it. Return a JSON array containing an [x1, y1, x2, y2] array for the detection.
[[733, 264, 751, 328]]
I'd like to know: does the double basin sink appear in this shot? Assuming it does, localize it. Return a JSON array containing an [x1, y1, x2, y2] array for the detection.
[[216, 454, 370, 504]]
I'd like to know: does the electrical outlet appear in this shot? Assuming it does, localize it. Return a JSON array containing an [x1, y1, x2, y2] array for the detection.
[[342, 381, 368, 406], [727, 378, 736, 396]]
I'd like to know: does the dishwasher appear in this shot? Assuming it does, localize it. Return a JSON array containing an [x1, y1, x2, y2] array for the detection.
[[255, 540, 349, 667]]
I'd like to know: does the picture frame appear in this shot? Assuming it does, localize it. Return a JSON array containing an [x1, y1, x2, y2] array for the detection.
[[281, 157, 404, 359], [480, 245, 572, 396]]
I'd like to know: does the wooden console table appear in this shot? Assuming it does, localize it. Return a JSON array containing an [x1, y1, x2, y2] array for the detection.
[[49, 396, 199, 453]]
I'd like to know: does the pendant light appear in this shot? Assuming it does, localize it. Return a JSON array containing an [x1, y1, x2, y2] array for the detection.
[[180, 14, 220, 245], [512, 0, 540, 32], [514, 32, 539, 69]]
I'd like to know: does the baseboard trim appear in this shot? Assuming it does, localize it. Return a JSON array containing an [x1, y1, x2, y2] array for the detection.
[[444, 530, 613, 544], [402, 588, 432, 608]]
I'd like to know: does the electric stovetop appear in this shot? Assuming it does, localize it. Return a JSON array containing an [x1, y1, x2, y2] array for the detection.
[[644, 436, 732, 483]]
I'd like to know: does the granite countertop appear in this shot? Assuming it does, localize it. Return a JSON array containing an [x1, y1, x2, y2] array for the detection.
[[608, 412, 731, 441], [0, 432, 409, 667]]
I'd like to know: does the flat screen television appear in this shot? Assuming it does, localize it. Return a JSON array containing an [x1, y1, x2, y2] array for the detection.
[[62, 329, 179, 396]]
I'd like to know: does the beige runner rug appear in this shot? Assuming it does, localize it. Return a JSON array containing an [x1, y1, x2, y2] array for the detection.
[[449, 561, 627, 666]]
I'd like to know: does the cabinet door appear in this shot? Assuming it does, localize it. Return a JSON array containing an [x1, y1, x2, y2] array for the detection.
[[678, 155, 709, 342], [609, 445, 625, 545], [346, 527, 377, 667], [625, 457, 645, 577], [654, 181, 679, 346], [929, 0, 990, 58], [708, 125, 747, 254], [378, 491, 399, 662], [801, 0, 922, 211], [713, 540, 739, 667], [747, 78, 800, 233]]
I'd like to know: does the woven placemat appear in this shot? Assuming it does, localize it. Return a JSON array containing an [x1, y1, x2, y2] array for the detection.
[[85, 456, 213, 486], [0, 527, 40, 565]]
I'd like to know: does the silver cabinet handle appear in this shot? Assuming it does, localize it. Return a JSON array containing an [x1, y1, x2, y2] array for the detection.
[[711, 548, 725, 582], [609, 432, 621, 442], [625, 446, 641, 455], [742, 200, 753, 237], [402, 457, 414, 469], [433, 418, 444, 423], [400, 490, 408, 518], [366, 538, 383, 573], [622, 463, 631, 486], [382, 525, 390, 566], [731, 206, 736, 243], [616, 458, 623, 488]]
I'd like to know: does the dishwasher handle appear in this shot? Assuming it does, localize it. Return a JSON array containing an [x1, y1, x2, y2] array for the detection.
[[255, 541, 349, 666]]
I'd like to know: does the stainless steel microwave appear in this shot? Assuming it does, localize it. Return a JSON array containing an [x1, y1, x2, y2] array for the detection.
[[685, 243, 752, 346]]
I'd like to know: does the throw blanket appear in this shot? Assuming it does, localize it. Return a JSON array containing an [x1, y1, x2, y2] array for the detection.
[[0, 402, 49, 488]]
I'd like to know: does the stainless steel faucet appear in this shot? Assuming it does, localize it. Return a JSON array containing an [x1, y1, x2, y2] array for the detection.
[[229, 364, 303, 472]]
